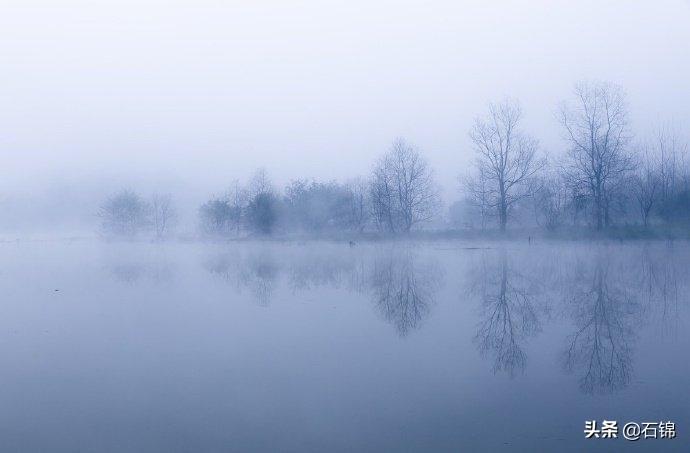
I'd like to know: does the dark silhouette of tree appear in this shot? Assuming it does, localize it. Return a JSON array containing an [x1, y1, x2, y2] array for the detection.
[[559, 81, 634, 230], [468, 99, 544, 232]]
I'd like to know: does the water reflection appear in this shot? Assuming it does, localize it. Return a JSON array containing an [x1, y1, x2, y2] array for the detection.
[[638, 245, 683, 337], [109, 263, 145, 283], [287, 252, 355, 292], [203, 246, 443, 335], [367, 249, 442, 337], [205, 252, 279, 306], [189, 242, 687, 394], [107, 262, 174, 284], [472, 249, 546, 377], [561, 251, 641, 394]]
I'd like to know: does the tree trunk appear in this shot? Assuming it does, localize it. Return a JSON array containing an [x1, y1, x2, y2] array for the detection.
[[499, 203, 507, 233], [594, 192, 603, 231]]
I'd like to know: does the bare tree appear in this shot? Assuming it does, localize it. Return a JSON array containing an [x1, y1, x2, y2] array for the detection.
[[533, 170, 569, 231], [369, 138, 441, 233], [249, 167, 273, 198], [370, 159, 398, 233], [559, 81, 634, 230], [468, 99, 544, 232], [462, 166, 491, 230], [150, 193, 176, 239], [345, 177, 370, 232], [632, 146, 660, 228], [654, 125, 688, 221]]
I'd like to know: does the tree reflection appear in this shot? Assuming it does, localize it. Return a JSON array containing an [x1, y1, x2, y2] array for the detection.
[[638, 245, 684, 337], [109, 263, 144, 283], [562, 251, 640, 394], [204, 246, 442, 335], [367, 249, 441, 337], [205, 252, 278, 306], [239, 254, 278, 306], [287, 252, 354, 292], [473, 249, 544, 377], [107, 262, 173, 284]]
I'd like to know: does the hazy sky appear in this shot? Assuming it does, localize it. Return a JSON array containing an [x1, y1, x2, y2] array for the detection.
[[2, 0, 690, 212]]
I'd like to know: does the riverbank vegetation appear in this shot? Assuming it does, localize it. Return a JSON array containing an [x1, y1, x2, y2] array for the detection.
[[98, 80, 689, 241]]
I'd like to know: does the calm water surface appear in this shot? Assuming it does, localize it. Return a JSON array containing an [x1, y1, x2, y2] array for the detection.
[[0, 239, 688, 452]]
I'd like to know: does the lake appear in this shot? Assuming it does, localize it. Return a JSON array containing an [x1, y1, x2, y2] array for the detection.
[[0, 239, 688, 452]]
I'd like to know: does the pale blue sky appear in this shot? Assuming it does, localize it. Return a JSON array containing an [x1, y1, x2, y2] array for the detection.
[[2, 0, 689, 205]]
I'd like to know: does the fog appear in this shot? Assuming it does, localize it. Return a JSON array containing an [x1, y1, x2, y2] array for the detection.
[[3, 4, 690, 450], [2, 0, 690, 235]]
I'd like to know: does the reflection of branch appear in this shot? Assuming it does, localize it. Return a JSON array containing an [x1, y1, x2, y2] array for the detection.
[[241, 259, 277, 307], [368, 250, 441, 337], [287, 254, 353, 292], [563, 256, 637, 394], [639, 246, 681, 337], [205, 253, 278, 306], [473, 251, 542, 377], [107, 262, 173, 284]]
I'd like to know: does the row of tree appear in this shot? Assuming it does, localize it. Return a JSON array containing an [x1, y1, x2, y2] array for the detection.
[[197, 146, 440, 238], [99, 80, 689, 238], [463, 80, 689, 232]]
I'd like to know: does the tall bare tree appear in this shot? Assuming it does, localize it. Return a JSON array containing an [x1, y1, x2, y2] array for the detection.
[[370, 139, 440, 233], [559, 81, 634, 230], [468, 99, 544, 232]]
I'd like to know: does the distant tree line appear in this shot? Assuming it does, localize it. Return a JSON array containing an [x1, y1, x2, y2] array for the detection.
[[99, 79, 689, 239], [99, 191, 176, 239], [197, 140, 440, 238]]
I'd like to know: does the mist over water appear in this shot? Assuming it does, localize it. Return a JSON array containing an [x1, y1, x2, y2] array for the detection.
[[0, 239, 688, 451], [2, 1, 690, 451]]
